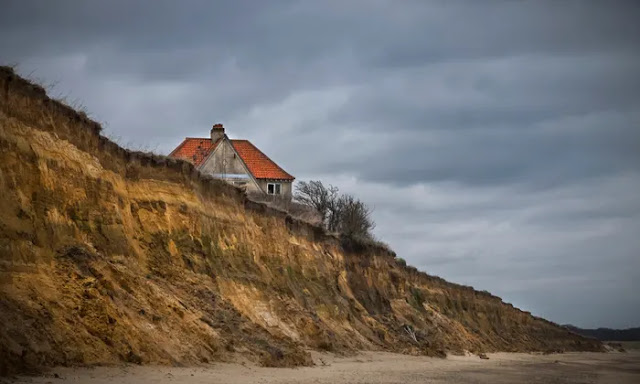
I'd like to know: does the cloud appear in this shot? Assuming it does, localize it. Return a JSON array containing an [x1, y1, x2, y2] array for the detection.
[[328, 173, 640, 327], [1, 0, 639, 328]]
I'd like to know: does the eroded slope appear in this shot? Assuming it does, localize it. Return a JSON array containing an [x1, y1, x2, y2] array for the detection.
[[0, 67, 602, 375]]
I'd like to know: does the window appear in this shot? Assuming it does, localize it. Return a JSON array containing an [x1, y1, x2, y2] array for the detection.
[[267, 183, 281, 195]]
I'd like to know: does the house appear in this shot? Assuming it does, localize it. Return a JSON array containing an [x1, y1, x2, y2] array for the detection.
[[168, 124, 295, 199]]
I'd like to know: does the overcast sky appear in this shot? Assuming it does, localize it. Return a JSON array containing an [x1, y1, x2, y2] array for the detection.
[[2, 1, 639, 329]]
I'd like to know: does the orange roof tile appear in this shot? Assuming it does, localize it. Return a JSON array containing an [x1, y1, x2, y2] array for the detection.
[[168, 138, 220, 166], [168, 137, 294, 181], [231, 140, 294, 180]]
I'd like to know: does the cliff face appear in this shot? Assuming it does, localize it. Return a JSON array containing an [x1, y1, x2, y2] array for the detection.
[[0, 67, 602, 375]]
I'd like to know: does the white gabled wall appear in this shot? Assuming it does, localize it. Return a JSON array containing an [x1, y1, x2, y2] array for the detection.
[[199, 137, 263, 193]]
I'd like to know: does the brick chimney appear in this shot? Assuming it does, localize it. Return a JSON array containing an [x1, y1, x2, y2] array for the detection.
[[210, 123, 225, 142]]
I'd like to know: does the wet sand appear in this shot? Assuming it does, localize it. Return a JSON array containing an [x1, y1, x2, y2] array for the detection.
[[6, 350, 640, 384]]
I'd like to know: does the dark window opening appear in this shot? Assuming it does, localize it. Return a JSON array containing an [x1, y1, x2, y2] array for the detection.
[[267, 183, 281, 195]]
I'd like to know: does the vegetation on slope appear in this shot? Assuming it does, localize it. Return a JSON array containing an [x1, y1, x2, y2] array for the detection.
[[0, 66, 602, 375], [295, 180, 376, 239]]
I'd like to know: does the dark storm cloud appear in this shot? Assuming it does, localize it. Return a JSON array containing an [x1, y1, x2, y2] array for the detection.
[[322, 112, 640, 187], [1, 0, 639, 328]]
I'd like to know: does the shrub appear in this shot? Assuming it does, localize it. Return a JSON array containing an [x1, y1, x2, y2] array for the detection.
[[294, 180, 375, 239]]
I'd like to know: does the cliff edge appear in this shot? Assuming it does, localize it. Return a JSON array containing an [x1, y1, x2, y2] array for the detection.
[[0, 67, 602, 375]]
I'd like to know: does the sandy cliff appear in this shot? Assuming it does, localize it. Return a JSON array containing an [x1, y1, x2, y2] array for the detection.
[[0, 67, 602, 375]]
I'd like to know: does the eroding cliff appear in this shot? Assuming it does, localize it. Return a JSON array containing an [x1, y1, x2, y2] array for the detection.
[[0, 67, 602, 375]]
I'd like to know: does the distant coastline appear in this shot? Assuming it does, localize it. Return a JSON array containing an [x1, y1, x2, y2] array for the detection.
[[564, 325, 640, 341]]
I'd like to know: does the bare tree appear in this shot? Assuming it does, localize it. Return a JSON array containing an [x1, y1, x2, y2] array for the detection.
[[295, 180, 375, 238], [294, 180, 339, 230], [335, 194, 375, 239]]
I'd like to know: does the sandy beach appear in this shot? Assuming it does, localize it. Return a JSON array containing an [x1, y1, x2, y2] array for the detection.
[[5, 350, 639, 384]]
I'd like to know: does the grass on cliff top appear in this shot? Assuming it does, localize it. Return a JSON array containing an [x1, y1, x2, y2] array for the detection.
[[0, 65, 396, 260]]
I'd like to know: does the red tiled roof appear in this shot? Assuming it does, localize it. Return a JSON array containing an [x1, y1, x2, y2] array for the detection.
[[168, 138, 220, 166], [231, 140, 294, 180], [168, 137, 294, 181]]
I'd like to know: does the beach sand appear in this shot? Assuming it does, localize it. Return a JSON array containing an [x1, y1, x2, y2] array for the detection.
[[6, 350, 639, 384]]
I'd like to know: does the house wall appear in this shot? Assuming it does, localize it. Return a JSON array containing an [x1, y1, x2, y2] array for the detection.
[[198, 138, 293, 199], [257, 179, 293, 199], [199, 139, 262, 193]]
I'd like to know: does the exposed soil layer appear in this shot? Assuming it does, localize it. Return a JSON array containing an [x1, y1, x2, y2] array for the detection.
[[0, 66, 602, 375]]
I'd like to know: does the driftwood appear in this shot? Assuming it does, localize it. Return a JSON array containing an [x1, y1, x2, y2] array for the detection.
[[404, 325, 418, 343]]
